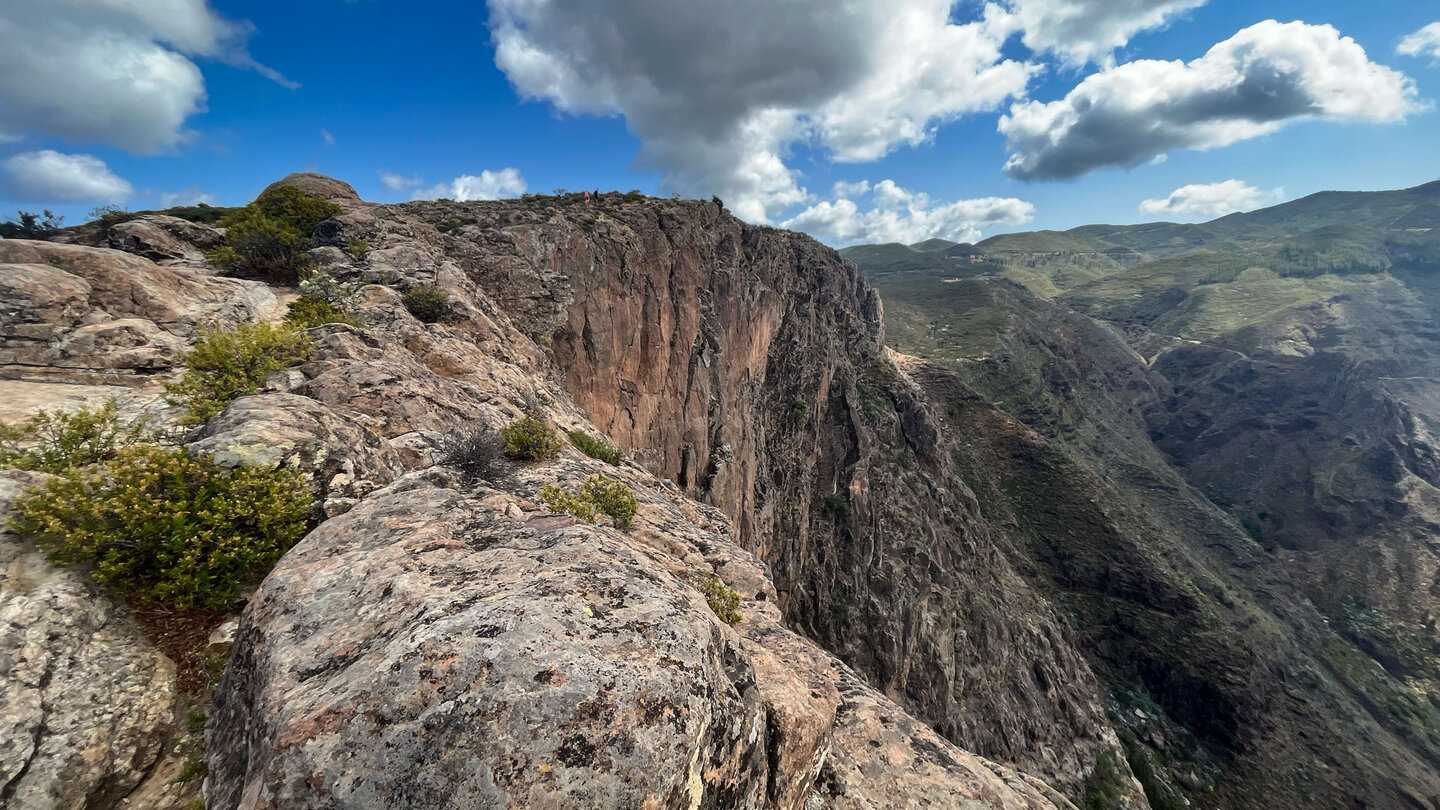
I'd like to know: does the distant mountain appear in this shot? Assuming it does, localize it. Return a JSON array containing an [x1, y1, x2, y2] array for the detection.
[[843, 177, 1440, 810]]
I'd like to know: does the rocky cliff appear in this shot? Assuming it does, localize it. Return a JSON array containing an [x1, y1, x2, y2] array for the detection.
[[0, 176, 1104, 809]]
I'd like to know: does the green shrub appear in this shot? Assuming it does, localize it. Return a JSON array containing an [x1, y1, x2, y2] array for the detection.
[[581, 474, 638, 528], [567, 429, 624, 465], [697, 572, 741, 625], [539, 484, 598, 523], [165, 322, 314, 425], [175, 756, 207, 785], [500, 414, 562, 461], [344, 239, 370, 261], [402, 284, 451, 323], [441, 427, 509, 483], [9, 445, 312, 610], [0, 401, 149, 473], [297, 266, 362, 308], [537, 475, 638, 529], [208, 186, 342, 283], [0, 209, 63, 239], [284, 297, 364, 329]]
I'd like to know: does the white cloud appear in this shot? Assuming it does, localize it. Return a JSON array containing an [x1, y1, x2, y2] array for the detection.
[[782, 179, 1034, 246], [1139, 180, 1284, 220], [1000, 20, 1422, 181], [379, 171, 423, 192], [412, 168, 527, 201], [1398, 23, 1440, 62], [158, 185, 215, 207], [1, 150, 134, 202], [486, 0, 1036, 222], [1001, 0, 1208, 65], [321, 129, 336, 147], [0, 0, 294, 153]]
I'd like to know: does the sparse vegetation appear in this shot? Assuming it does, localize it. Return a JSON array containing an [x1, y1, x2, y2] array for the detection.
[[580, 474, 638, 528], [165, 322, 314, 425], [568, 429, 624, 465], [0, 401, 149, 473], [500, 414, 563, 461], [345, 239, 370, 261], [9, 444, 312, 610], [539, 484, 598, 523], [285, 297, 364, 328], [697, 572, 741, 625], [205, 186, 342, 282], [0, 209, 64, 239], [402, 284, 451, 323], [1080, 750, 1128, 810], [441, 427, 509, 482], [538, 474, 638, 528], [175, 756, 208, 784], [788, 396, 809, 430]]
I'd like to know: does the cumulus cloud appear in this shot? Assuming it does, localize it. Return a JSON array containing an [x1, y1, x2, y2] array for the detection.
[[158, 186, 215, 207], [781, 179, 1034, 246], [379, 171, 423, 192], [413, 168, 527, 201], [1, 150, 134, 202], [1000, 20, 1421, 181], [1002, 0, 1208, 65], [0, 0, 294, 153], [486, 0, 1035, 222], [1139, 180, 1283, 220], [1399, 23, 1440, 62]]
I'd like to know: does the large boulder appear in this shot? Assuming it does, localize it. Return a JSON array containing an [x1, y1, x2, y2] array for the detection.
[[262, 173, 364, 207], [106, 214, 224, 266]]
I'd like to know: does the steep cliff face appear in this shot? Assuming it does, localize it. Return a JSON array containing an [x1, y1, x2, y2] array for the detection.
[[320, 195, 1132, 798]]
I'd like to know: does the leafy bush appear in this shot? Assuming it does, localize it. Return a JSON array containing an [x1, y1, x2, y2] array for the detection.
[[536, 474, 638, 529], [441, 427, 509, 482], [568, 429, 624, 465], [159, 202, 234, 224], [344, 239, 370, 261], [581, 474, 638, 528], [207, 186, 342, 283], [697, 573, 741, 625], [297, 266, 362, 307], [9, 445, 312, 610], [284, 297, 364, 329], [500, 414, 562, 461], [0, 401, 148, 473], [539, 484, 598, 523], [402, 284, 451, 323], [165, 322, 314, 425]]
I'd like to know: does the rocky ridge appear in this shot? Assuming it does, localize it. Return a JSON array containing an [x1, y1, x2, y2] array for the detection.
[[0, 176, 1098, 809]]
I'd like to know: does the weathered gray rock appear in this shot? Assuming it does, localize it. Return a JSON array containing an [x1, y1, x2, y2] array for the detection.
[[0, 470, 178, 809], [207, 459, 1075, 810], [107, 215, 224, 265], [0, 240, 278, 382]]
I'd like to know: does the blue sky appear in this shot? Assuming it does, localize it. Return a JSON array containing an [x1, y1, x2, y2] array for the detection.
[[1, 0, 1437, 246]]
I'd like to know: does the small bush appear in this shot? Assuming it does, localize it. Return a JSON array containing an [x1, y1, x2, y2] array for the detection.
[[175, 756, 207, 785], [539, 484, 598, 523], [165, 322, 314, 425], [0, 209, 63, 239], [284, 297, 364, 329], [568, 429, 624, 465], [297, 266, 362, 308], [697, 573, 741, 625], [500, 414, 562, 461], [344, 239, 370, 261], [0, 401, 149, 473], [9, 445, 312, 610], [581, 474, 638, 528], [537, 474, 638, 529], [402, 284, 451, 323], [441, 428, 509, 482], [209, 186, 342, 283]]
